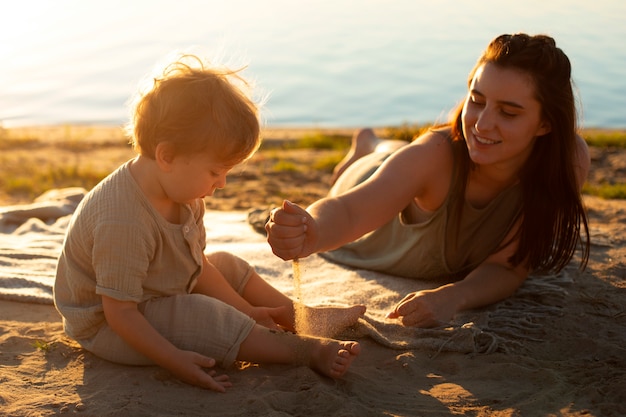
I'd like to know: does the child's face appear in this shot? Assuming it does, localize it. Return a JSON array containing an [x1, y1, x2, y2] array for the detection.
[[163, 151, 236, 204]]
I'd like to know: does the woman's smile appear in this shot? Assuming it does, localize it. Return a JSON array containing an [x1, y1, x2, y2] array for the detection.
[[472, 131, 502, 145]]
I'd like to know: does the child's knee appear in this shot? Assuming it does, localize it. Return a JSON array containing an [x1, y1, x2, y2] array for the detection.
[[205, 251, 254, 292]]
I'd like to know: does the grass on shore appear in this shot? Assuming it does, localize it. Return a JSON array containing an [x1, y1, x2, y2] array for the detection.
[[1, 124, 625, 204]]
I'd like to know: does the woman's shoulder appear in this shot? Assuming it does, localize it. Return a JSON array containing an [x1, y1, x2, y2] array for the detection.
[[428, 124, 453, 138], [383, 125, 454, 205], [403, 125, 454, 159]]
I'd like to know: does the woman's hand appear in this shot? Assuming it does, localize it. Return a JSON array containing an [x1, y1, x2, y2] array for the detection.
[[265, 200, 318, 260], [387, 245, 529, 328], [169, 350, 232, 392], [386, 286, 461, 328]]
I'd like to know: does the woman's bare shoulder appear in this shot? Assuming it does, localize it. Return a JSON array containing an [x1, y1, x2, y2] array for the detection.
[[379, 126, 454, 205], [402, 126, 454, 161]]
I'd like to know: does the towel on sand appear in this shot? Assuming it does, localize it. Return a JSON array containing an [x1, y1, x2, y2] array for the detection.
[[0, 188, 576, 355]]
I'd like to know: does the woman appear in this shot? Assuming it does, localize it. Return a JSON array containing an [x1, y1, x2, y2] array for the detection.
[[266, 33, 590, 328]]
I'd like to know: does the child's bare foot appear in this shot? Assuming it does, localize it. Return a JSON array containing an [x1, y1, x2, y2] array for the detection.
[[331, 128, 380, 184], [310, 340, 361, 379], [294, 304, 366, 337]]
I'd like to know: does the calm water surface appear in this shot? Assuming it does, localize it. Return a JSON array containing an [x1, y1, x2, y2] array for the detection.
[[1, 0, 625, 128]]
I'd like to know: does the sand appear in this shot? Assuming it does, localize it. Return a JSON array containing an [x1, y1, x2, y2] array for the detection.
[[0, 127, 625, 416]]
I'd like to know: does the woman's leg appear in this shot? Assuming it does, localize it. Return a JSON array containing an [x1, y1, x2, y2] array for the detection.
[[237, 325, 361, 379], [331, 128, 407, 184]]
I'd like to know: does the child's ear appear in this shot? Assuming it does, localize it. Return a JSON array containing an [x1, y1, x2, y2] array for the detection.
[[154, 142, 176, 172]]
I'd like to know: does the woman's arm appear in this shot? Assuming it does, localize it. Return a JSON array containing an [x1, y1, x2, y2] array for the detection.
[[311, 132, 453, 252], [419, 133, 588, 324], [101, 295, 232, 391], [388, 218, 529, 327], [390, 134, 588, 327], [267, 130, 453, 260]]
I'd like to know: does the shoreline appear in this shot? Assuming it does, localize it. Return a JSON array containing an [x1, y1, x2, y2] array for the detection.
[[1, 121, 624, 149]]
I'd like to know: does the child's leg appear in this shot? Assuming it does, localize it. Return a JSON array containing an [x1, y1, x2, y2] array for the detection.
[[207, 250, 365, 337], [237, 325, 361, 379], [242, 270, 366, 337]]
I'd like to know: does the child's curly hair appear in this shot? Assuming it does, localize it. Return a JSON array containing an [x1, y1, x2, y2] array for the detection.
[[126, 54, 260, 164]]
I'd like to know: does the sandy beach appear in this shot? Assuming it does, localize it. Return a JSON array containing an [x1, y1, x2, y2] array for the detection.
[[0, 126, 624, 416]]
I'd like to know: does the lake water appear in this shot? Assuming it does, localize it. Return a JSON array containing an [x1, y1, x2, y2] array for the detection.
[[1, 0, 625, 129]]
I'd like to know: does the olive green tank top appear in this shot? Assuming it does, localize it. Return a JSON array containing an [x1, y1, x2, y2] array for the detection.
[[322, 133, 522, 280]]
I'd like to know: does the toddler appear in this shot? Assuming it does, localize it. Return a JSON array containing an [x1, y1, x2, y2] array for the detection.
[[54, 54, 364, 392]]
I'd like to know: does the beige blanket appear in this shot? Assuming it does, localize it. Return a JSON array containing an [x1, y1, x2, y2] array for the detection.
[[0, 188, 576, 355]]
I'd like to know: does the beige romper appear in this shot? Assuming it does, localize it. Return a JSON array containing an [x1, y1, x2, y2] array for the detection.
[[54, 160, 256, 367], [323, 131, 522, 280]]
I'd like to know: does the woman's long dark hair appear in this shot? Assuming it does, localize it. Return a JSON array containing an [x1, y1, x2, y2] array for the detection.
[[450, 33, 589, 273]]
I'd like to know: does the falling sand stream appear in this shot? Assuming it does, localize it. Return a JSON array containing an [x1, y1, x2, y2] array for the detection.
[[292, 258, 308, 334], [291, 258, 348, 337]]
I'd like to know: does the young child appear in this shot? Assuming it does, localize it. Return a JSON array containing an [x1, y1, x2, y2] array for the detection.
[[54, 54, 364, 392]]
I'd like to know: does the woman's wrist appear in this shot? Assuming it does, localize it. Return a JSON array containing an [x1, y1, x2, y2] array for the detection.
[[437, 282, 469, 314]]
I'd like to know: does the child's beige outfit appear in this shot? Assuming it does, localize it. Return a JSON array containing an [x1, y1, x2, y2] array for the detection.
[[54, 160, 255, 367]]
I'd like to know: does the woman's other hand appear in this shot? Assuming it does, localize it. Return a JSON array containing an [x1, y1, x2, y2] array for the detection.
[[386, 286, 460, 328]]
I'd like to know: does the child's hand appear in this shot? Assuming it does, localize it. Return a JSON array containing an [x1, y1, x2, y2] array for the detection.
[[170, 351, 232, 392], [248, 305, 286, 330], [266, 200, 317, 260]]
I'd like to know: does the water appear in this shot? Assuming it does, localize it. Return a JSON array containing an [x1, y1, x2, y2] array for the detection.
[[1, 0, 625, 129]]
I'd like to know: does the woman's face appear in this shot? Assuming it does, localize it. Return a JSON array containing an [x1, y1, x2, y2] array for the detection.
[[461, 63, 551, 173]]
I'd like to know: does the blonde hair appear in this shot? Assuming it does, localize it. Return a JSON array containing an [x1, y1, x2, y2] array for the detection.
[[126, 54, 260, 164]]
